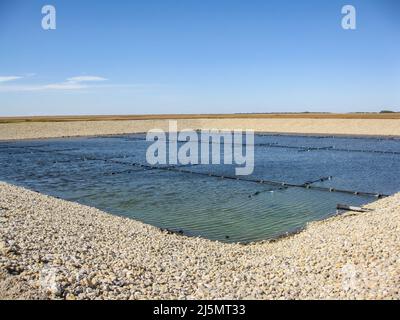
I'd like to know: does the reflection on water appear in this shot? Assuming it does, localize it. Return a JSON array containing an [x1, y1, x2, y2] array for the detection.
[[0, 133, 399, 243]]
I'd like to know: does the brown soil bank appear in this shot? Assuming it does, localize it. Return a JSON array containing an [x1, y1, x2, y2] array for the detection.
[[1, 114, 400, 140]]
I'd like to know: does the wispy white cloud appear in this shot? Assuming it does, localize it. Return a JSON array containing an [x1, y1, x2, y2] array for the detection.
[[41, 75, 108, 91], [0, 75, 109, 92], [42, 83, 87, 90], [0, 76, 22, 83], [67, 76, 108, 83]]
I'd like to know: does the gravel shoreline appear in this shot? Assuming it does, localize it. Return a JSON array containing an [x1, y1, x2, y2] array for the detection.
[[1, 182, 399, 300], [2, 118, 400, 141]]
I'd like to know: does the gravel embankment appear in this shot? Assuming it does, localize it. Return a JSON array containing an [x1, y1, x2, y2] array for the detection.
[[1, 118, 400, 140], [1, 182, 399, 300]]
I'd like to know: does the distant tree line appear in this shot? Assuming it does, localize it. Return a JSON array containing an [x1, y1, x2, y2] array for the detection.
[[380, 110, 397, 113]]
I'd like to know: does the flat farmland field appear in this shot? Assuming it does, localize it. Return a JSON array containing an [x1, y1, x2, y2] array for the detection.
[[1, 113, 400, 123]]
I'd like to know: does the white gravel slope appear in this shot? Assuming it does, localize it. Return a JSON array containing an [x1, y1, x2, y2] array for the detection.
[[0, 182, 399, 300], [2, 118, 400, 141]]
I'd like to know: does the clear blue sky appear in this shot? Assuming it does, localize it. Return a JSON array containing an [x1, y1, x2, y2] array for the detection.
[[0, 0, 399, 116]]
